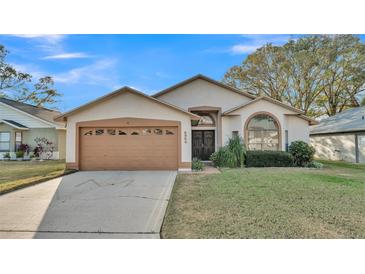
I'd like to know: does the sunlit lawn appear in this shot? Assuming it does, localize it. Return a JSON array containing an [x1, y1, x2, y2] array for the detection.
[[0, 160, 74, 194], [162, 160, 365, 239]]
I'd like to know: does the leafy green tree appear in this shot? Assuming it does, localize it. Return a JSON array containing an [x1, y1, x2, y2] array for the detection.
[[0, 44, 61, 107], [223, 35, 365, 117]]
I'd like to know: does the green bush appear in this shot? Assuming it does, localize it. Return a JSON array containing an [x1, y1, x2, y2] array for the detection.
[[227, 135, 245, 167], [3, 152, 10, 159], [192, 158, 204, 171], [289, 141, 315, 167], [16, 150, 24, 158], [246, 150, 294, 167], [305, 161, 324, 169], [209, 151, 218, 165], [210, 136, 246, 168]]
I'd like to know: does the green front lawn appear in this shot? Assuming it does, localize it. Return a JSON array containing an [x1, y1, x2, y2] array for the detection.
[[0, 160, 74, 194], [162, 160, 365, 239]]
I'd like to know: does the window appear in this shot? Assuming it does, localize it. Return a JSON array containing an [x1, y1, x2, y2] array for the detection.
[[192, 113, 215, 126], [142, 128, 152, 135], [107, 129, 116, 135], [84, 130, 93, 136], [154, 128, 163, 135], [232, 131, 239, 137], [0, 132, 10, 152], [95, 129, 104, 135], [247, 114, 279, 151], [15, 132, 22, 151]]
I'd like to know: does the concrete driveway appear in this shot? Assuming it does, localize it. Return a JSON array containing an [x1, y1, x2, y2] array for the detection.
[[0, 171, 176, 239]]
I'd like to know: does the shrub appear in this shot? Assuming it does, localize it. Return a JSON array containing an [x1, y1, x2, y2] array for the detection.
[[246, 151, 294, 167], [192, 158, 204, 171], [3, 152, 10, 159], [289, 141, 315, 167], [227, 135, 246, 167], [34, 137, 55, 159], [305, 161, 324, 169], [209, 151, 218, 165], [210, 136, 246, 168], [16, 150, 24, 158], [18, 144, 30, 154]]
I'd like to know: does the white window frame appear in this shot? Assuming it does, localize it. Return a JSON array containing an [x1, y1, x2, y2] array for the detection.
[[0, 131, 11, 152], [15, 132, 22, 151]]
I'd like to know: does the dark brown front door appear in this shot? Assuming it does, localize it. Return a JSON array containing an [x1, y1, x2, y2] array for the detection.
[[192, 130, 215, 160]]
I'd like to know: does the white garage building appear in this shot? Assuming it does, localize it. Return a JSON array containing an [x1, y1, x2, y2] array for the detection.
[[310, 106, 365, 163]]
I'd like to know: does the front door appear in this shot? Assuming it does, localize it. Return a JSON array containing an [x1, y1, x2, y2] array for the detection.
[[192, 130, 215, 160]]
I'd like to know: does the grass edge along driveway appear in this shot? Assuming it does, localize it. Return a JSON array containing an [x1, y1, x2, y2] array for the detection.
[[161, 160, 365, 239], [0, 160, 75, 194]]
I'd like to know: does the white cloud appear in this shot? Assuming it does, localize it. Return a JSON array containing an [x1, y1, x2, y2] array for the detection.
[[9, 58, 120, 88], [230, 45, 261, 54], [9, 63, 44, 79], [11, 34, 66, 46], [11, 34, 73, 58], [53, 58, 120, 87], [42, 52, 90, 60], [230, 34, 299, 55], [12, 34, 65, 40]]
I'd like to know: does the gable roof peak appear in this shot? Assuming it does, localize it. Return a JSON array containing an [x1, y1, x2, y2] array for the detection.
[[152, 74, 256, 99], [54, 85, 200, 122], [0, 97, 64, 127]]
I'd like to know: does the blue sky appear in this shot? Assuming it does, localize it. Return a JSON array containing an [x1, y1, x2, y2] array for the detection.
[[1, 34, 364, 111]]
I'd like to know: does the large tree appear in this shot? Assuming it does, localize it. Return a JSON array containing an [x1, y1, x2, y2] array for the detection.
[[223, 35, 365, 118], [0, 44, 61, 107]]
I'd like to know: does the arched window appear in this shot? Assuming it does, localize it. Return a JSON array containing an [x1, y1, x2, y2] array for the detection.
[[192, 113, 215, 126], [247, 113, 279, 151]]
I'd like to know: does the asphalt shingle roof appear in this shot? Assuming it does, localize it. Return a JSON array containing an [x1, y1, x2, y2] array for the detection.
[[0, 97, 64, 127], [2, 119, 28, 129], [310, 106, 365, 134]]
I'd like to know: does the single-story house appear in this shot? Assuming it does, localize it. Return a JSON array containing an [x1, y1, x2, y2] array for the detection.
[[310, 106, 365, 163], [55, 74, 315, 171], [0, 97, 66, 159]]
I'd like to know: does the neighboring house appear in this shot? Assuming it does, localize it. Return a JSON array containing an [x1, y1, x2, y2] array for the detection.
[[55, 74, 315, 171], [0, 98, 66, 159], [310, 106, 365, 163]]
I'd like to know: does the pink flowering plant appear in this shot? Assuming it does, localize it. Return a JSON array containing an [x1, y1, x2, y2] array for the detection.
[[33, 137, 55, 159], [18, 144, 30, 154]]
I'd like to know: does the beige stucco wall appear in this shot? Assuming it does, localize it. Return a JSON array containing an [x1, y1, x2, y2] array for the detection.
[[286, 116, 310, 144], [156, 79, 252, 112], [57, 129, 66, 159], [310, 134, 356, 162], [65, 91, 192, 165], [223, 100, 310, 149]]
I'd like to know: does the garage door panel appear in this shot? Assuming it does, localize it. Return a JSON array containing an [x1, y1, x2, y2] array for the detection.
[[80, 126, 178, 170]]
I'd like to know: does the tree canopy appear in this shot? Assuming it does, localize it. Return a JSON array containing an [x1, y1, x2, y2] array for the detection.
[[223, 35, 365, 118], [0, 44, 61, 107]]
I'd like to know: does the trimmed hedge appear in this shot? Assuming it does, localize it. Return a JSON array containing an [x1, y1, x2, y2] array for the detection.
[[246, 150, 294, 167]]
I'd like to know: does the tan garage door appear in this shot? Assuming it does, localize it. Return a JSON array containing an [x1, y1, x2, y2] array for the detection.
[[79, 126, 178, 170]]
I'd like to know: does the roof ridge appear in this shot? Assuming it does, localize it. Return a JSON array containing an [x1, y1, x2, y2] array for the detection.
[[54, 86, 201, 122], [152, 74, 256, 99], [0, 97, 59, 112]]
